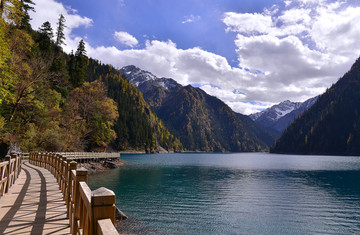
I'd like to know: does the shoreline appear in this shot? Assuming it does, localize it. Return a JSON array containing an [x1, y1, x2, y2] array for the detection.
[[78, 158, 128, 175]]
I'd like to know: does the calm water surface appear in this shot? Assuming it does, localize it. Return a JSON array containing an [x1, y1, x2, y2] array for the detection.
[[88, 153, 360, 234]]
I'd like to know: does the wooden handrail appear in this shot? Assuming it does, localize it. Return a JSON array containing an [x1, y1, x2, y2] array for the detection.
[[0, 153, 22, 198], [29, 152, 119, 235], [57, 152, 120, 160], [97, 219, 118, 235]]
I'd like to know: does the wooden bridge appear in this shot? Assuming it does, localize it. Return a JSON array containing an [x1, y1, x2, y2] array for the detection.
[[0, 152, 120, 235]]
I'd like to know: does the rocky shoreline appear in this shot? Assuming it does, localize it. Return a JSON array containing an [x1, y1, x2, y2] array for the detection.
[[77, 158, 127, 175]]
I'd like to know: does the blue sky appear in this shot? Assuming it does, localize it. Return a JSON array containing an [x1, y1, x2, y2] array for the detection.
[[30, 0, 360, 114], [60, 0, 277, 66]]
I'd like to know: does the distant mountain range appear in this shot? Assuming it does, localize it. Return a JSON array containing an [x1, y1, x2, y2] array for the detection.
[[250, 97, 318, 133], [272, 57, 360, 155], [120, 65, 277, 152]]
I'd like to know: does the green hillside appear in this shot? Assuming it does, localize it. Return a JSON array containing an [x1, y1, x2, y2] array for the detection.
[[271, 57, 360, 155]]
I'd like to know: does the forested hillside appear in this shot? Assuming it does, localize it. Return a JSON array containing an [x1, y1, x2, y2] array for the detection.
[[157, 85, 274, 152], [120, 66, 277, 152], [0, 0, 181, 155], [87, 60, 182, 152], [271, 57, 360, 155]]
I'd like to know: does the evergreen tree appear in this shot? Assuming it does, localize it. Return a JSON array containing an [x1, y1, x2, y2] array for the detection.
[[70, 39, 88, 88], [75, 39, 86, 57], [55, 14, 66, 47], [39, 21, 53, 38], [37, 21, 53, 53], [19, 0, 35, 31]]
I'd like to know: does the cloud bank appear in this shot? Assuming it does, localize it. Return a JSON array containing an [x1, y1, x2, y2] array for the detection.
[[30, 0, 360, 115]]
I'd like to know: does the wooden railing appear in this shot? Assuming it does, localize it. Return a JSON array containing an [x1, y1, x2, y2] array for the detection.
[[29, 152, 119, 235], [0, 153, 22, 198], [57, 152, 120, 162]]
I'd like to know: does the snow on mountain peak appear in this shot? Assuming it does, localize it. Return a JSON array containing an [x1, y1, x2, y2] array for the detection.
[[119, 65, 180, 91], [251, 100, 301, 122], [120, 65, 157, 85], [249, 96, 318, 132]]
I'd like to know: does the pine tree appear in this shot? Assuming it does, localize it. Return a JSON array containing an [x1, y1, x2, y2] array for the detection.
[[37, 21, 53, 53], [75, 39, 86, 57], [70, 40, 88, 88], [19, 0, 35, 31], [55, 14, 66, 47], [39, 21, 53, 38]]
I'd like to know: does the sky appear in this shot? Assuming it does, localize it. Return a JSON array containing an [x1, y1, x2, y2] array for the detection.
[[30, 0, 360, 115]]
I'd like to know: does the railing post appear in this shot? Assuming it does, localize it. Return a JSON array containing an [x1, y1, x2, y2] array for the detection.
[[61, 156, 67, 197], [59, 156, 65, 193], [56, 154, 61, 186], [91, 187, 116, 235], [72, 168, 88, 235], [50, 153, 55, 175], [67, 161, 77, 219], [4, 155, 10, 194], [10, 152, 17, 184], [17, 153, 22, 178]]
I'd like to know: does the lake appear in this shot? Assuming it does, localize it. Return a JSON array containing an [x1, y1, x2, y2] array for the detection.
[[88, 153, 360, 234]]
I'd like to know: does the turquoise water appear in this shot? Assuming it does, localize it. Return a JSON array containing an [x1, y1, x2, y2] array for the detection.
[[88, 153, 360, 234]]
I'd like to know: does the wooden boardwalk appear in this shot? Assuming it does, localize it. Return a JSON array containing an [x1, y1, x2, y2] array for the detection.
[[0, 161, 70, 234]]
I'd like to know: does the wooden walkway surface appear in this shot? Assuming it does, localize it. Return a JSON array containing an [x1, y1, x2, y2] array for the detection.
[[0, 161, 70, 234]]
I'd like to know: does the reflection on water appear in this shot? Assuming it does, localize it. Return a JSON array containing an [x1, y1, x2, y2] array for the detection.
[[88, 153, 360, 234]]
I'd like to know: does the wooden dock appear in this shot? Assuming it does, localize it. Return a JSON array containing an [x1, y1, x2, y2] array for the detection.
[[0, 153, 120, 235]]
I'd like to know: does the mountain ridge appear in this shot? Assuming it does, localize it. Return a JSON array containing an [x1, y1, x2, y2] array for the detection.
[[120, 65, 278, 152], [250, 97, 318, 133]]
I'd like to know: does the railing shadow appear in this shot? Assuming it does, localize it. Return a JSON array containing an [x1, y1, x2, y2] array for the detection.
[[0, 162, 71, 234], [0, 167, 31, 234]]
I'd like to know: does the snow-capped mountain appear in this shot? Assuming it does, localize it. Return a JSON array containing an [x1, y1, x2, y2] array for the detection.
[[250, 97, 318, 132], [119, 65, 277, 151], [119, 65, 179, 90], [119, 65, 182, 108]]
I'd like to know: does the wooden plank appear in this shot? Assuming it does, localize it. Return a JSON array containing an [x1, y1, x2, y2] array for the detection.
[[79, 182, 92, 210], [97, 219, 118, 235]]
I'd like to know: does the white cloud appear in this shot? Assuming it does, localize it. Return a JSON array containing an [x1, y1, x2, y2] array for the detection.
[[296, 0, 326, 6], [222, 0, 360, 112], [182, 15, 201, 24], [310, 6, 360, 56], [278, 8, 312, 25], [114, 31, 139, 47], [284, 1, 293, 7], [223, 12, 273, 34], [30, 0, 93, 53]]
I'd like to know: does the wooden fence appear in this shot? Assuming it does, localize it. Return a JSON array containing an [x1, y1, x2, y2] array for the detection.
[[29, 152, 119, 235], [0, 153, 22, 198], [58, 152, 120, 162]]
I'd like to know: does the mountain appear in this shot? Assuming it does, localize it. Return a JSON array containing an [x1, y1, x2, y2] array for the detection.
[[250, 97, 318, 133], [271, 57, 360, 155], [86, 60, 182, 152], [120, 65, 277, 152], [119, 65, 181, 108]]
